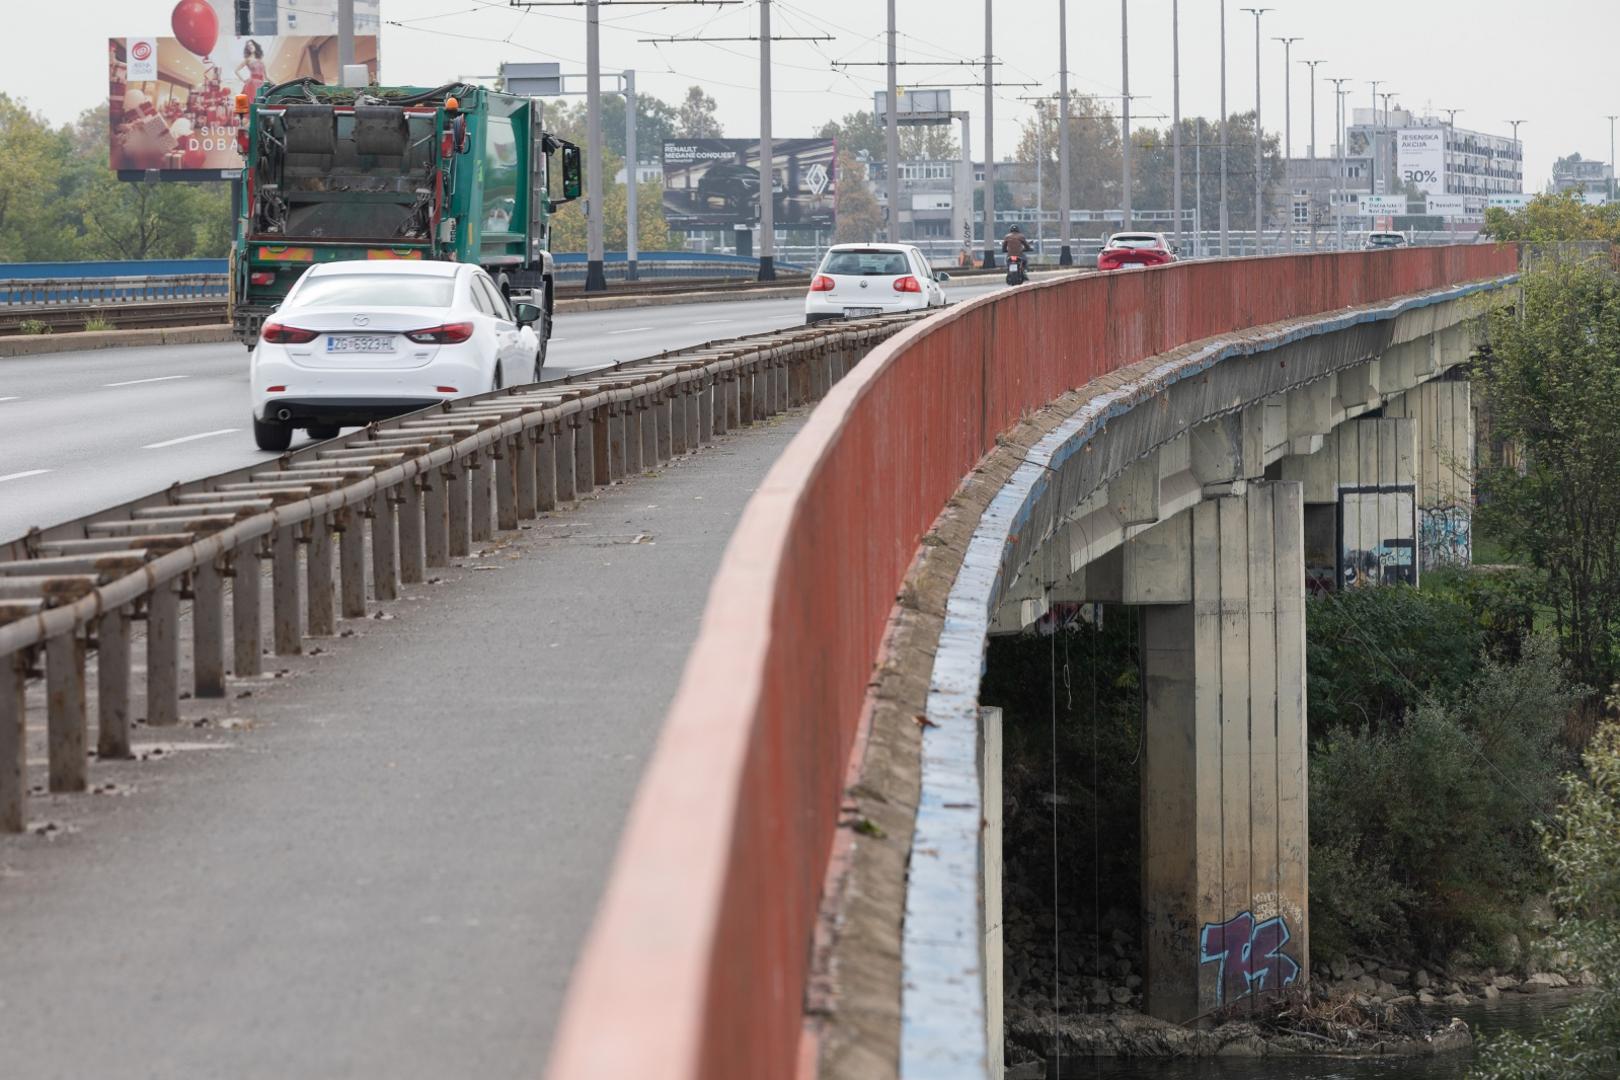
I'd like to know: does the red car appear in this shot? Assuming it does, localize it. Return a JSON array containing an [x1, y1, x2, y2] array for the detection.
[[1097, 232, 1179, 271]]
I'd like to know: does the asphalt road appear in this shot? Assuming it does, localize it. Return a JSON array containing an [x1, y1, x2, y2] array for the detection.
[[0, 407, 812, 1078], [0, 279, 1006, 539]]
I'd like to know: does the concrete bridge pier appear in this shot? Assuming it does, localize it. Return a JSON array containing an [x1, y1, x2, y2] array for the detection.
[[1066, 482, 1309, 1022]]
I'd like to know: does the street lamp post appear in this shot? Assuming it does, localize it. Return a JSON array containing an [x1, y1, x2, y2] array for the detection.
[[1608, 114, 1618, 202], [1219, 0, 1229, 255], [1301, 58, 1323, 158], [1275, 35, 1300, 253], [1507, 119, 1526, 196], [1059, 0, 1073, 264], [1121, 0, 1132, 231], [1328, 77, 1350, 250], [1241, 8, 1271, 255], [1366, 79, 1381, 194], [1172, 0, 1183, 251]]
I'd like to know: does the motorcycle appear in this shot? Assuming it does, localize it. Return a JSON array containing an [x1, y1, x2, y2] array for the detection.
[[1005, 252, 1029, 286]]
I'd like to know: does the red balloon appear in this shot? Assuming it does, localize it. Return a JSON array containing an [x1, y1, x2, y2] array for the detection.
[[171, 0, 218, 58]]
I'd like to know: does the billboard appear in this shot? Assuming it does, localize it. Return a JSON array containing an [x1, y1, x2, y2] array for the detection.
[[662, 139, 837, 230], [109, 2, 378, 177], [1397, 129, 1447, 196]]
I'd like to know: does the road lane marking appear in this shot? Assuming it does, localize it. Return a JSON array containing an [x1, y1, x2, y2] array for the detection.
[[0, 396, 19, 403], [105, 375, 189, 388], [606, 326, 654, 335], [0, 469, 50, 483], [693, 319, 733, 325], [143, 428, 239, 450]]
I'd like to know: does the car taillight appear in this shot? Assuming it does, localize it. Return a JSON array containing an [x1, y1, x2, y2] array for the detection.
[[249, 271, 275, 286], [405, 322, 475, 345], [893, 275, 922, 293], [260, 323, 318, 344], [810, 275, 836, 292]]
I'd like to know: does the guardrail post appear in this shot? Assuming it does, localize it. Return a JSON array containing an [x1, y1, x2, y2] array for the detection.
[[607, 405, 627, 481], [470, 451, 494, 542], [448, 457, 472, 558], [424, 467, 450, 568], [193, 557, 226, 698], [96, 609, 131, 759], [754, 359, 770, 422], [684, 383, 701, 449], [398, 480, 425, 584], [775, 354, 790, 413], [146, 580, 180, 727], [696, 378, 715, 445], [726, 370, 742, 429], [516, 435, 538, 520], [639, 396, 658, 469], [493, 444, 517, 531], [369, 496, 399, 601], [306, 517, 336, 637], [790, 348, 809, 407], [655, 391, 674, 462], [231, 542, 263, 677], [2, 648, 30, 831], [338, 508, 367, 620], [47, 632, 88, 789], [738, 363, 755, 428], [537, 428, 558, 510], [556, 420, 578, 502], [272, 524, 302, 655], [624, 400, 644, 474], [592, 406, 612, 484], [575, 415, 596, 494]]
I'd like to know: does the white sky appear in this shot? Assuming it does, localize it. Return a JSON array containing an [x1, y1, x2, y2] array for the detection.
[[6, 0, 1617, 190]]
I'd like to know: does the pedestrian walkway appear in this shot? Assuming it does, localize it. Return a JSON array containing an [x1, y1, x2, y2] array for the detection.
[[0, 410, 809, 1078]]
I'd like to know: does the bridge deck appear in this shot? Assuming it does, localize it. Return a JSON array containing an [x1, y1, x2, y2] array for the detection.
[[0, 410, 807, 1077]]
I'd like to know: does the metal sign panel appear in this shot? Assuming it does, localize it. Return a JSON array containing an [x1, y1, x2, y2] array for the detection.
[[662, 139, 837, 230], [1488, 193, 1533, 210], [875, 89, 953, 121], [1425, 194, 1469, 219], [500, 62, 562, 97], [1363, 195, 1408, 216], [1397, 129, 1447, 196]]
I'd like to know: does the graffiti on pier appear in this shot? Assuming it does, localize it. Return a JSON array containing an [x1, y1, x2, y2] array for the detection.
[[1338, 486, 1418, 588], [1419, 505, 1472, 570], [1198, 911, 1301, 1004]]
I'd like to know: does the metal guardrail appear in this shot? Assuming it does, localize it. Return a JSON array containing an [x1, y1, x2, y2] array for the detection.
[[0, 311, 925, 831], [0, 275, 228, 307]]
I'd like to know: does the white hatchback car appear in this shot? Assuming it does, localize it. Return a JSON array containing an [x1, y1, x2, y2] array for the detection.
[[250, 261, 543, 451], [805, 243, 949, 324]]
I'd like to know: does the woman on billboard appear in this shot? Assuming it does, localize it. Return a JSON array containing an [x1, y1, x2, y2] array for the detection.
[[235, 40, 267, 105]]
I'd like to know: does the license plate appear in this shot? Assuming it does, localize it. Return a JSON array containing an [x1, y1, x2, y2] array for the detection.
[[844, 307, 881, 318], [326, 335, 394, 353]]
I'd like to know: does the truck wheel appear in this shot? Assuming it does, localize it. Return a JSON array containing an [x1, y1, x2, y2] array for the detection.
[[254, 417, 293, 452]]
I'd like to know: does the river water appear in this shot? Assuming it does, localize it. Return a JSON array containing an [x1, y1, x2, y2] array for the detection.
[[1037, 993, 1577, 1080]]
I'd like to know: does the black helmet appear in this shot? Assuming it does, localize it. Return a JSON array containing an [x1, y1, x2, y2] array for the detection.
[[1009, 223, 1023, 233]]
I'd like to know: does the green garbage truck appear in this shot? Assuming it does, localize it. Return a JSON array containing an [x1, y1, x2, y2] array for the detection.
[[228, 79, 582, 353]]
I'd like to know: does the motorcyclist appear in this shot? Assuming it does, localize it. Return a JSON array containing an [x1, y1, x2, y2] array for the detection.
[[1001, 224, 1032, 260]]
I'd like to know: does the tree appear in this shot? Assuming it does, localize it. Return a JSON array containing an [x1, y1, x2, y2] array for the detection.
[[676, 85, 722, 139], [1484, 190, 1620, 244], [832, 148, 882, 243], [548, 91, 679, 164], [1472, 723, 1620, 1078], [548, 148, 670, 254], [818, 109, 958, 162], [1478, 260, 1620, 688]]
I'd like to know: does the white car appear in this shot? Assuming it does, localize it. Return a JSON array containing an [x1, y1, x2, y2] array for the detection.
[[1364, 231, 1410, 250], [804, 243, 949, 324], [250, 261, 543, 451]]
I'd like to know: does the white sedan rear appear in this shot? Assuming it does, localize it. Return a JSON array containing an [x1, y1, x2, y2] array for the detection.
[[804, 243, 949, 324], [249, 261, 542, 451]]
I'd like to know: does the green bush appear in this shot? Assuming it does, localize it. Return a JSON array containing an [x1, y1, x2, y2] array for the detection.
[[1306, 585, 1483, 739], [1423, 567, 1541, 664], [18, 317, 51, 335], [1472, 723, 1620, 1079], [1310, 636, 1577, 960]]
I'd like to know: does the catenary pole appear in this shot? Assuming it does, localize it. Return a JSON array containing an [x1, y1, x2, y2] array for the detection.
[[584, 0, 606, 292], [759, 0, 775, 279]]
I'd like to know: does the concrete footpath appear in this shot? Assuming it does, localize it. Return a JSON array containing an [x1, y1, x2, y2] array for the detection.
[[0, 409, 808, 1078]]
